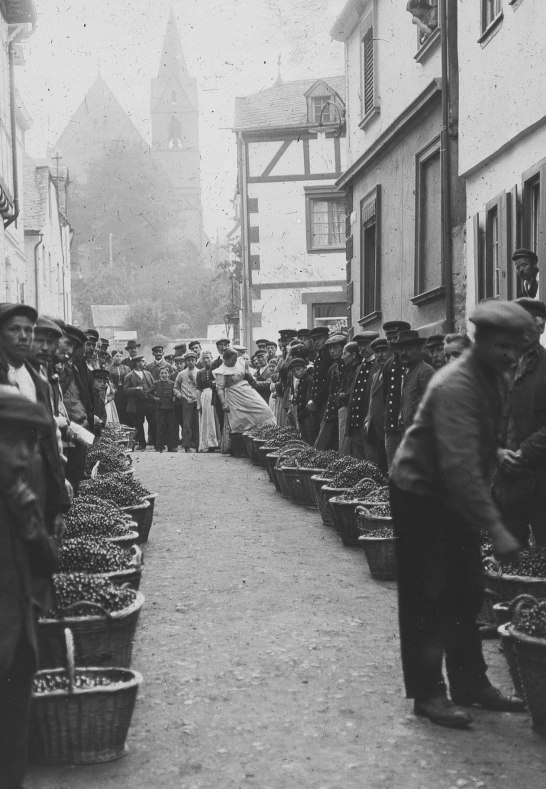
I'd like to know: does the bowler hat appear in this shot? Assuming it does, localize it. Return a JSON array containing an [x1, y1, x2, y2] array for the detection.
[[309, 326, 329, 338], [151, 345, 164, 353], [470, 300, 535, 333], [288, 357, 308, 369], [125, 340, 140, 350], [35, 315, 62, 338], [64, 324, 87, 346], [512, 248, 538, 264], [0, 303, 37, 328], [0, 385, 49, 427], [391, 330, 426, 347], [84, 329, 99, 342], [354, 331, 379, 343], [515, 297, 546, 318]]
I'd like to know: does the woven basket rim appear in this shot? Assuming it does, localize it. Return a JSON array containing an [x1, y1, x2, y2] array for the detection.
[[484, 570, 546, 583], [330, 497, 362, 506], [120, 499, 150, 512], [311, 474, 333, 483], [358, 535, 395, 542], [38, 590, 144, 625], [32, 668, 143, 698], [507, 624, 546, 646], [322, 485, 351, 493], [107, 530, 139, 543], [144, 493, 158, 501]]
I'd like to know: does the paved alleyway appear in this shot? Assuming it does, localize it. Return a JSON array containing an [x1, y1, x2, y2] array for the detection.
[[29, 453, 546, 789]]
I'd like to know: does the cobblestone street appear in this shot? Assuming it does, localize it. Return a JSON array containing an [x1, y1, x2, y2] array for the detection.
[[28, 452, 546, 789]]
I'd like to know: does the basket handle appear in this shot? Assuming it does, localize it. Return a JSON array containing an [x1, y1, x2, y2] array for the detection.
[[356, 506, 372, 518], [64, 627, 76, 694], [508, 593, 538, 620], [62, 600, 112, 619], [483, 556, 501, 575], [128, 544, 142, 567]]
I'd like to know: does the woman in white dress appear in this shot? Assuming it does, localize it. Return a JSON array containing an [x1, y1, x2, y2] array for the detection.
[[196, 351, 220, 452], [213, 349, 276, 453]]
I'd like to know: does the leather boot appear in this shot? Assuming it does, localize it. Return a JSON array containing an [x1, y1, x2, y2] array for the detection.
[[414, 696, 473, 728]]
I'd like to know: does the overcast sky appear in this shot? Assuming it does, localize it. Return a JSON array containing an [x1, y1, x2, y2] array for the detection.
[[17, 0, 346, 239]]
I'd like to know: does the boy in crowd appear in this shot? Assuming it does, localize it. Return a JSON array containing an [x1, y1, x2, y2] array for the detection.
[[150, 366, 177, 452]]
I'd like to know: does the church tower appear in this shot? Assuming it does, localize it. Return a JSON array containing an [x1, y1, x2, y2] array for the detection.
[[151, 9, 203, 257]]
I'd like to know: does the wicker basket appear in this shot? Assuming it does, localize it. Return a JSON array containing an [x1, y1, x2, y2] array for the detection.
[[276, 467, 306, 505], [310, 475, 334, 525], [358, 534, 397, 581], [356, 507, 393, 534], [251, 437, 266, 467], [253, 438, 269, 468], [30, 629, 142, 765], [265, 452, 282, 491], [37, 591, 144, 670], [297, 468, 322, 509], [121, 499, 151, 544], [329, 498, 363, 546], [492, 600, 510, 627], [138, 493, 158, 543], [258, 444, 276, 479], [242, 433, 257, 463], [498, 624, 524, 698], [483, 559, 546, 603], [508, 625, 546, 733], [107, 530, 140, 549], [95, 545, 143, 591], [321, 485, 351, 524]]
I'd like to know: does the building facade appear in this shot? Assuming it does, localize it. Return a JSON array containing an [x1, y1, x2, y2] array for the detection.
[[459, 0, 546, 308], [234, 76, 347, 347], [332, 0, 466, 335]]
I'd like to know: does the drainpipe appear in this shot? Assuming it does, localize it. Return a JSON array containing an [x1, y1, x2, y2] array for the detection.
[[33, 233, 43, 311], [4, 23, 34, 230], [440, 0, 454, 332], [237, 132, 252, 345]]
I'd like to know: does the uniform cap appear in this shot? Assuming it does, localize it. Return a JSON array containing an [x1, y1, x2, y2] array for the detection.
[[288, 357, 308, 369], [35, 315, 63, 338], [469, 300, 536, 333], [255, 338, 269, 346], [370, 338, 389, 351], [382, 320, 411, 333], [84, 329, 99, 342], [297, 328, 311, 337], [151, 345, 164, 353], [424, 334, 445, 348], [164, 354, 174, 361], [266, 340, 278, 347], [278, 329, 298, 339], [131, 355, 145, 363], [512, 248, 538, 264], [0, 303, 37, 328], [514, 297, 546, 318]]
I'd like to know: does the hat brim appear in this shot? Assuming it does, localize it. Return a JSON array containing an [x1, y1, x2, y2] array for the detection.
[[391, 338, 427, 347]]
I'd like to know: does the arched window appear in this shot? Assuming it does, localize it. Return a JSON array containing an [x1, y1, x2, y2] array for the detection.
[[168, 116, 182, 149]]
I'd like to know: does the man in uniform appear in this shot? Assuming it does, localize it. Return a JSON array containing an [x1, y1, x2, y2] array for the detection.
[[289, 357, 314, 444], [338, 341, 362, 454], [346, 332, 379, 459], [306, 326, 330, 442], [98, 338, 111, 368], [122, 339, 141, 367], [83, 329, 99, 371], [495, 297, 546, 546], [314, 333, 346, 450], [382, 320, 411, 469], [297, 328, 315, 361], [255, 338, 269, 353], [266, 340, 278, 360], [513, 248, 539, 298], [253, 348, 272, 402], [390, 300, 531, 729], [393, 330, 435, 435], [364, 338, 392, 470], [275, 330, 298, 426]]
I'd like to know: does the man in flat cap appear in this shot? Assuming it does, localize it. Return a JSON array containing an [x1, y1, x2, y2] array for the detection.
[[494, 297, 546, 547], [314, 333, 346, 450], [346, 332, 379, 460], [289, 357, 314, 443], [393, 330, 435, 436], [390, 300, 533, 729], [83, 329, 99, 371], [306, 326, 330, 442], [363, 338, 393, 471], [424, 334, 446, 370], [124, 356, 156, 451], [382, 320, 411, 468], [253, 348, 272, 402], [174, 351, 200, 452], [90, 368, 111, 427], [146, 345, 172, 382], [0, 388, 60, 789], [266, 340, 278, 360], [513, 248, 539, 299], [188, 340, 204, 369]]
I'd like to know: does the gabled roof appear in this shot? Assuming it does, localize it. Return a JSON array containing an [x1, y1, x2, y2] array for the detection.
[[91, 305, 131, 329], [233, 76, 345, 132], [23, 155, 52, 233]]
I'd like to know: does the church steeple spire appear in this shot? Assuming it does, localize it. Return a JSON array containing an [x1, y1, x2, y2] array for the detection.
[[158, 7, 189, 81]]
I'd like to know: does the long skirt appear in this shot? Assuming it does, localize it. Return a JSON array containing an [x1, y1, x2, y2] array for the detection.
[[224, 380, 276, 434], [270, 393, 283, 424], [106, 399, 119, 424], [199, 388, 220, 451]]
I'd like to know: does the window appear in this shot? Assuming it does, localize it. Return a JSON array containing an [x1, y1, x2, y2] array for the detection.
[[485, 204, 500, 298], [482, 0, 502, 32], [168, 116, 182, 149], [312, 302, 347, 331], [414, 139, 442, 298], [528, 177, 540, 254], [304, 186, 345, 252], [408, 0, 439, 48], [312, 96, 331, 125], [359, 185, 381, 321], [475, 191, 512, 302], [522, 158, 546, 298]]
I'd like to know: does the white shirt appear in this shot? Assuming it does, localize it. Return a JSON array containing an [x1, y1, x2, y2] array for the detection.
[[8, 363, 37, 402], [134, 370, 144, 380]]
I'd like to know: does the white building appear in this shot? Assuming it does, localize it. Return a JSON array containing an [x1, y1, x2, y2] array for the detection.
[[233, 76, 347, 348], [459, 0, 546, 308]]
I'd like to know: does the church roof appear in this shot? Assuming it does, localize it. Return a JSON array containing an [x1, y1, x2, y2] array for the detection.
[[23, 155, 52, 233], [158, 7, 189, 80], [233, 76, 345, 132]]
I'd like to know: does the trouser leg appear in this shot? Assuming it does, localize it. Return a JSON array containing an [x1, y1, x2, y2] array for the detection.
[[165, 411, 177, 450], [529, 477, 546, 547], [182, 401, 198, 448], [134, 407, 145, 448], [65, 444, 87, 494], [145, 404, 156, 446], [349, 426, 366, 459], [385, 431, 401, 470], [314, 419, 338, 451], [192, 406, 200, 448], [299, 415, 315, 445], [155, 411, 166, 449], [0, 636, 35, 789]]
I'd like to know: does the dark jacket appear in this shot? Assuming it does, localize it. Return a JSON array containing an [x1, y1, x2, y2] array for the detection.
[[383, 355, 404, 434], [504, 342, 546, 466], [124, 369, 155, 413], [74, 356, 95, 427], [323, 359, 345, 423], [338, 359, 361, 409], [293, 371, 313, 422], [400, 358, 435, 432], [347, 358, 377, 429], [391, 348, 507, 533], [309, 347, 331, 408], [367, 366, 387, 447], [253, 365, 272, 402], [150, 379, 176, 410]]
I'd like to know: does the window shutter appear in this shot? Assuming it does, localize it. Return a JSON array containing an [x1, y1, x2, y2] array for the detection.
[[363, 27, 374, 115], [510, 185, 520, 298], [346, 235, 353, 261], [473, 213, 485, 303], [498, 191, 510, 300]]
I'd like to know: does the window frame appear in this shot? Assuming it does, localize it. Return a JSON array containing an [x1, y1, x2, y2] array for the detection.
[[474, 191, 513, 303], [413, 136, 444, 303], [304, 185, 346, 254], [358, 184, 381, 325], [521, 157, 546, 298], [479, 0, 503, 43], [358, 7, 380, 130]]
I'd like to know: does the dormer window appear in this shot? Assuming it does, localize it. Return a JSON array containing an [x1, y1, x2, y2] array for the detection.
[[311, 96, 332, 125]]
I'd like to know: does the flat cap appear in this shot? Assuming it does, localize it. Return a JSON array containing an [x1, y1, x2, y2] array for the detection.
[[91, 368, 110, 380], [0, 303, 37, 327], [84, 329, 99, 342], [424, 334, 446, 347], [354, 331, 379, 343], [512, 248, 538, 264], [215, 338, 229, 345], [174, 355, 185, 362], [288, 357, 308, 369], [64, 324, 87, 346], [0, 385, 50, 427], [469, 300, 536, 333], [131, 355, 145, 363], [297, 328, 311, 337], [183, 351, 197, 360], [324, 333, 347, 346], [255, 338, 269, 346], [370, 338, 389, 351], [233, 345, 247, 352], [514, 297, 546, 318], [309, 326, 330, 338], [278, 329, 298, 339], [35, 315, 62, 337], [151, 345, 164, 353], [383, 320, 411, 333]]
